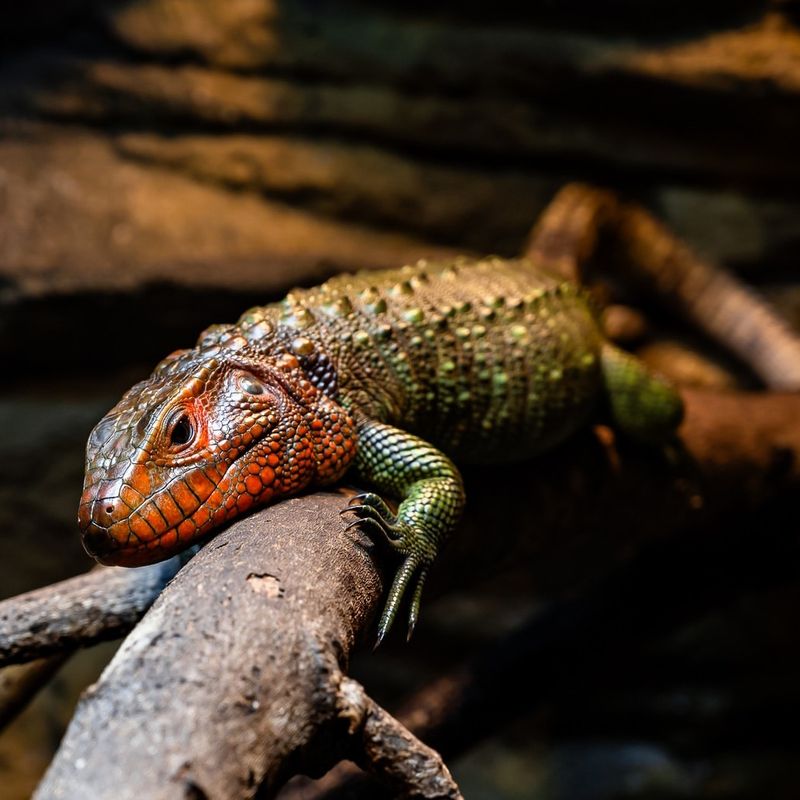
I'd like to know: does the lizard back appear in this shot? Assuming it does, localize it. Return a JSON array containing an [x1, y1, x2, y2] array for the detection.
[[227, 257, 605, 463]]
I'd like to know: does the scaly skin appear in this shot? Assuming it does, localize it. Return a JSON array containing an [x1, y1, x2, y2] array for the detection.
[[79, 257, 683, 642]]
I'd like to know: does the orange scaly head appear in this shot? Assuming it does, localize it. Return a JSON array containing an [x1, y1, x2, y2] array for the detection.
[[79, 336, 356, 566]]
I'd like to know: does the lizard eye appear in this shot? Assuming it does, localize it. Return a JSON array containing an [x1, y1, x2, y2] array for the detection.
[[168, 412, 195, 448], [237, 373, 265, 395]]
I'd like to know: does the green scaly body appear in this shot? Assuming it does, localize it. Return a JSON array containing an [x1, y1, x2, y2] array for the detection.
[[231, 257, 606, 462], [80, 257, 683, 642]]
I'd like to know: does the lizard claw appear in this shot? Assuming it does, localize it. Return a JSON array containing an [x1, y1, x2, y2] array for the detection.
[[340, 493, 403, 545], [347, 492, 373, 506], [344, 506, 404, 544], [340, 491, 435, 645], [374, 557, 430, 647], [344, 515, 392, 539]]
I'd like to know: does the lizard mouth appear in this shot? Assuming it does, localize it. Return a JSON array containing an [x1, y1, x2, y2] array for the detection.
[[80, 520, 166, 567], [81, 528, 190, 567], [79, 490, 214, 567], [78, 465, 222, 566], [77, 450, 265, 567], [78, 492, 193, 566]]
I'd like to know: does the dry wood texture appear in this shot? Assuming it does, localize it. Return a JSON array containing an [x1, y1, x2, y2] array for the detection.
[[0, 559, 183, 666]]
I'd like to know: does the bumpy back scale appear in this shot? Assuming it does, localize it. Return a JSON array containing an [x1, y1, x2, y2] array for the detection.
[[220, 257, 604, 462]]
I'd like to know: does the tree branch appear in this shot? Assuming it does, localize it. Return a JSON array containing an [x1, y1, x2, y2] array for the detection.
[[34, 492, 385, 799], [337, 677, 462, 800], [0, 558, 183, 667], [28, 389, 800, 798], [527, 183, 800, 389]]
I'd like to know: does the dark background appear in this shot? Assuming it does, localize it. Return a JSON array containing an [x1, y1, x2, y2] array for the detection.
[[1, 1, 800, 797]]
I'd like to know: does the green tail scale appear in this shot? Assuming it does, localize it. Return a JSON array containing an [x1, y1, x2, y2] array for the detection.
[[218, 257, 684, 643]]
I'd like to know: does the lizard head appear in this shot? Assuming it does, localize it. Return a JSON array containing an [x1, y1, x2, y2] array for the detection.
[[78, 335, 355, 566]]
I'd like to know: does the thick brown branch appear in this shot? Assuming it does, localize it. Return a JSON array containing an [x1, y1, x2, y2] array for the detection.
[[34, 493, 384, 799], [614, 200, 800, 389], [31, 389, 800, 798]]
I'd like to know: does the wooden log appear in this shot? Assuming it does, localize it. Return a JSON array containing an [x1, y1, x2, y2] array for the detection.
[[104, 1, 800, 102], [3, 4, 800, 301], [2, 121, 799, 318], [16, 55, 800, 183], [114, 132, 559, 254]]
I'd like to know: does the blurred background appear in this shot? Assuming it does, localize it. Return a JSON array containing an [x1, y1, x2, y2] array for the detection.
[[1, 1, 800, 797]]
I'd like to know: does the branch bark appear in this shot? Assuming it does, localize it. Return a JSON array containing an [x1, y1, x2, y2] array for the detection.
[[527, 182, 800, 389], [30, 389, 800, 798], [34, 492, 385, 799], [0, 558, 183, 667]]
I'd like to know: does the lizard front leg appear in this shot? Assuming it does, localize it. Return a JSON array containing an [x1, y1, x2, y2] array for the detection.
[[342, 417, 465, 645]]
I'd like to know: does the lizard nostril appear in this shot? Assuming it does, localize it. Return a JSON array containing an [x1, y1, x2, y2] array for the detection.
[[89, 496, 124, 529]]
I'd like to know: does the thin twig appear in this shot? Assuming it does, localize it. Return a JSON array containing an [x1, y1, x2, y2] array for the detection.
[[337, 677, 462, 799], [0, 655, 70, 731]]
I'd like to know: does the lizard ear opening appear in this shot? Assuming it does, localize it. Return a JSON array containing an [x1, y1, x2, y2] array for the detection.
[[227, 368, 284, 409]]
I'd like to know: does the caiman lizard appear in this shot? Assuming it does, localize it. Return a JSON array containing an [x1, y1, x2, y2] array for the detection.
[[78, 255, 683, 643]]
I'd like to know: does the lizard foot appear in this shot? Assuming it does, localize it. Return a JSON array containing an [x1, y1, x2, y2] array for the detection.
[[341, 493, 432, 645]]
